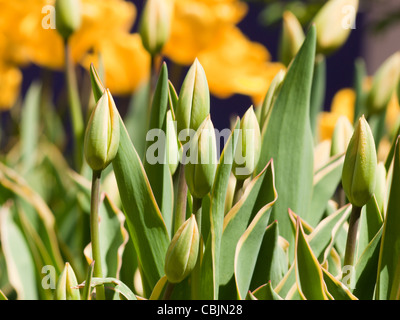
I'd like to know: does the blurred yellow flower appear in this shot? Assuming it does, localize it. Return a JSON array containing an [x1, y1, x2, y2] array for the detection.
[[0, 0, 149, 102], [318, 88, 355, 142], [164, 0, 284, 103]]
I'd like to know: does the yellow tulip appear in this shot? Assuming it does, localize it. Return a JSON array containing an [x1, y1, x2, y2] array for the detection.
[[0, 64, 22, 110], [318, 88, 355, 141]]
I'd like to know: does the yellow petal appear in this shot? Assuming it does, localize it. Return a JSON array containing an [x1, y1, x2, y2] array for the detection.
[[330, 88, 355, 122]]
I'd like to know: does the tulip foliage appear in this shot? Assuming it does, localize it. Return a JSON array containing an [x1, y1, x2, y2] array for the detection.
[[1, 0, 400, 301]]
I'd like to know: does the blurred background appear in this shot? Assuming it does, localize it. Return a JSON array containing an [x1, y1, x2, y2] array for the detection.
[[3, 0, 400, 141]]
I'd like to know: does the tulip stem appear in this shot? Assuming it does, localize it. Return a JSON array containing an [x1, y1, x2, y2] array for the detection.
[[162, 281, 175, 300], [343, 205, 362, 271], [191, 196, 203, 300], [90, 169, 105, 300], [64, 40, 84, 170], [174, 163, 188, 235]]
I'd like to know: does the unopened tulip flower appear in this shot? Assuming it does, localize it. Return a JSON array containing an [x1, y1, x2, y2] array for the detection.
[[54, 263, 80, 300], [164, 215, 199, 283], [313, 0, 359, 55], [139, 0, 172, 56], [367, 52, 400, 114], [342, 115, 377, 208], [55, 0, 82, 40], [233, 106, 261, 180], [279, 11, 305, 67], [185, 117, 217, 199], [176, 59, 210, 135], [84, 89, 120, 171]]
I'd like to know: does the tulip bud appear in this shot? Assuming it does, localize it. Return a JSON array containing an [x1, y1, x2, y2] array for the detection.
[[279, 11, 305, 67], [139, 0, 172, 56], [54, 262, 80, 300], [330, 115, 354, 156], [185, 117, 217, 199], [55, 0, 81, 40], [233, 106, 261, 180], [259, 69, 286, 129], [312, 0, 358, 55], [164, 215, 199, 283], [84, 89, 120, 171], [166, 110, 180, 175], [90, 63, 105, 103], [342, 115, 377, 207], [367, 52, 400, 114], [374, 162, 386, 214], [176, 59, 210, 136]]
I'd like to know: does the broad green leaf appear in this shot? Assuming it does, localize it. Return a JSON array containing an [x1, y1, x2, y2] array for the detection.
[[149, 275, 168, 300], [256, 26, 316, 246], [250, 221, 288, 290], [353, 58, 367, 123], [275, 264, 295, 298], [79, 277, 137, 300], [310, 54, 326, 142], [219, 160, 275, 299], [0, 162, 64, 273], [352, 226, 383, 300], [0, 205, 38, 300], [235, 161, 277, 299], [376, 137, 400, 300], [322, 268, 357, 300], [356, 195, 383, 261], [308, 153, 345, 226], [200, 118, 240, 300], [112, 115, 170, 293], [20, 81, 42, 173], [144, 63, 174, 235], [252, 281, 283, 300], [308, 204, 352, 262], [295, 217, 329, 300]]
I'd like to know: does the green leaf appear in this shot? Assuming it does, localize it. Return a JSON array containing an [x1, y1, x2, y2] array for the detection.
[[353, 58, 367, 123], [199, 118, 240, 300], [79, 277, 137, 300], [82, 261, 95, 300], [308, 153, 345, 227], [295, 216, 329, 300], [308, 204, 352, 262], [0, 205, 38, 300], [219, 160, 276, 299], [20, 81, 42, 173], [322, 267, 357, 300], [256, 26, 316, 246], [352, 226, 383, 299], [250, 220, 288, 290], [149, 275, 168, 300], [251, 281, 283, 300], [112, 115, 170, 293], [310, 55, 326, 142], [235, 161, 277, 299], [376, 137, 400, 299]]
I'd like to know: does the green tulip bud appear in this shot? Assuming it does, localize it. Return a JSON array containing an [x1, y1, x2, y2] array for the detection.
[[166, 110, 181, 175], [279, 11, 305, 67], [185, 116, 217, 199], [259, 69, 286, 129], [367, 51, 400, 114], [139, 0, 172, 56], [330, 115, 354, 156], [55, 0, 81, 40], [313, 0, 358, 55], [54, 262, 80, 300], [84, 89, 120, 171], [374, 162, 386, 214], [233, 106, 261, 180], [164, 214, 199, 283], [176, 59, 210, 137], [90, 63, 105, 103], [342, 115, 377, 207]]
